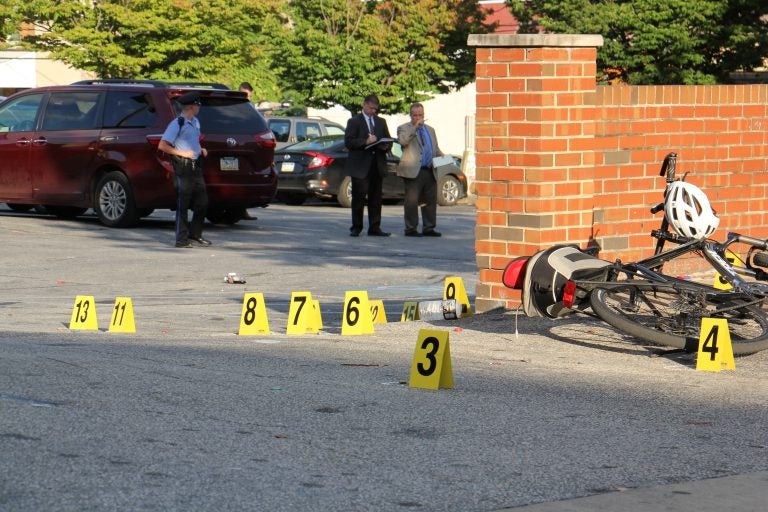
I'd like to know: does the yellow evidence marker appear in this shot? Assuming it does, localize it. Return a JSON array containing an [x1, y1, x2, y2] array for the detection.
[[713, 250, 745, 290], [69, 295, 99, 331], [108, 297, 136, 333], [341, 290, 375, 335], [696, 318, 736, 372], [286, 291, 319, 335], [444, 276, 472, 316], [238, 293, 271, 335], [369, 300, 387, 324], [401, 301, 419, 321], [409, 329, 454, 390]]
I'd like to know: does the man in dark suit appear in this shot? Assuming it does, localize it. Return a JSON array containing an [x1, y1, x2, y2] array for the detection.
[[344, 94, 392, 237]]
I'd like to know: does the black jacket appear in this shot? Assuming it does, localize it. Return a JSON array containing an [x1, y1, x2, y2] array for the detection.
[[344, 113, 391, 179]]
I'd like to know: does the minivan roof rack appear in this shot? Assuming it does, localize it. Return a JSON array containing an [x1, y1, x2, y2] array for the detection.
[[72, 79, 230, 90]]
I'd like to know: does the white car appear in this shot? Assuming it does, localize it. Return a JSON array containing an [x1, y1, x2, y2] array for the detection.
[[266, 116, 345, 149]]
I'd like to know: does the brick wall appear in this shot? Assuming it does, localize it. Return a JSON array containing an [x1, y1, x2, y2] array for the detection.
[[468, 34, 768, 312]]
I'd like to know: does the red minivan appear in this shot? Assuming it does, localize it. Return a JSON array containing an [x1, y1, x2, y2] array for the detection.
[[0, 79, 277, 227]]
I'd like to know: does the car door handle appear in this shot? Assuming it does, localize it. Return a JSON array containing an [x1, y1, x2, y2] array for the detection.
[[16, 138, 31, 146], [32, 138, 47, 145], [100, 135, 118, 142]]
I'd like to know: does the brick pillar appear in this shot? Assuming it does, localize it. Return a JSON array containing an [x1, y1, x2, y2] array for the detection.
[[467, 34, 604, 312]]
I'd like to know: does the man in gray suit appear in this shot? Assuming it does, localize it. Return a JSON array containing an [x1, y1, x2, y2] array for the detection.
[[396, 102, 443, 237]]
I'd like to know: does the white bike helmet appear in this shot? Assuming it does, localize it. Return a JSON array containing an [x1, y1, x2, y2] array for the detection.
[[664, 181, 719, 240]]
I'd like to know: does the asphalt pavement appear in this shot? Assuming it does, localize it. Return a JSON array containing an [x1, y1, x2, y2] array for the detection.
[[1, 202, 767, 511]]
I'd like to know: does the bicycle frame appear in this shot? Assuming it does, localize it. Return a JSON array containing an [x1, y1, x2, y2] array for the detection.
[[601, 153, 768, 289], [503, 151, 768, 319], [566, 152, 768, 309]]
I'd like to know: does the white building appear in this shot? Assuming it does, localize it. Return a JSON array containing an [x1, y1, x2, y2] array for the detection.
[[0, 50, 92, 97]]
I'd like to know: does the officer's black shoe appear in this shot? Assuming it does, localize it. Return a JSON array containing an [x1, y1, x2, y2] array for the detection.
[[189, 236, 212, 246], [175, 240, 193, 248]]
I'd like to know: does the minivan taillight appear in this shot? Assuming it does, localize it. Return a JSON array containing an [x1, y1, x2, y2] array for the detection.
[[255, 130, 276, 149]]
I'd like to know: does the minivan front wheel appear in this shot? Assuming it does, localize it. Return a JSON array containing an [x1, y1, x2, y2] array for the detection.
[[95, 172, 139, 227]]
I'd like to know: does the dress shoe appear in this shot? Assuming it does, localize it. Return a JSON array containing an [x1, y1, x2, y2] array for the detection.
[[422, 230, 442, 237], [368, 230, 391, 237], [404, 230, 422, 237], [175, 240, 193, 248], [350, 230, 361, 237], [189, 236, 212, 246]]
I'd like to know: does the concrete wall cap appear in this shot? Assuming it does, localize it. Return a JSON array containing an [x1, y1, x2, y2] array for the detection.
[[468, 34, 604, 48]]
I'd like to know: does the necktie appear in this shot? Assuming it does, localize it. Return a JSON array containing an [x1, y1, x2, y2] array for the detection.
[[368, 116, 375, 134], [420, 127, 432, 166]]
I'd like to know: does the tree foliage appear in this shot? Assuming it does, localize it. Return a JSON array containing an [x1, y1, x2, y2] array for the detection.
[[275, 0, 494, 113], [3, 0, 288, 99], [509, 0, 768, 84], [3, 0, 493, 113]]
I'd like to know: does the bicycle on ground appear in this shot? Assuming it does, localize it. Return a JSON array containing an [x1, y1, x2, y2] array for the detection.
[[503, 152, 768, 355]]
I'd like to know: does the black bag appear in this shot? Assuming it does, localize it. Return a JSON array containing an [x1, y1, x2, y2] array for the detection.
[[521, 245, 610, 318]]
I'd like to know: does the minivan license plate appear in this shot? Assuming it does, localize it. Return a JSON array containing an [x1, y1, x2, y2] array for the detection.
[[220, 157, 239, 171]]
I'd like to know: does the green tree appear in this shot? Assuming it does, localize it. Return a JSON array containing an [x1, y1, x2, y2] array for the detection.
[[509, 0, 768, 84], [274, 0, 495, 114], [6, 0, 288, 99]]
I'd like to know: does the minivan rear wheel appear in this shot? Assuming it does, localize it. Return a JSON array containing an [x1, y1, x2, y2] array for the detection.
[[94, 171, 139, 227]]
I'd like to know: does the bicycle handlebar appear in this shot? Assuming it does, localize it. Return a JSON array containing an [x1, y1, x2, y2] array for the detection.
[[659, 152, 677, 181], [727, 233, 768, 251]]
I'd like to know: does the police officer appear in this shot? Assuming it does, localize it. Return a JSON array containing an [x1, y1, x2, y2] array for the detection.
[[158, 92, 211, 248]]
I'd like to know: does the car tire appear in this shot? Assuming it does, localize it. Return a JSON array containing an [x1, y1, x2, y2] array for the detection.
[[337, 176, 353, 208], [6, 203, 34, 212], [206, 208, 242, 225], [44, 205, 88, 219], [137, 208, 155, 218], [94, 171, 139, 227], [437, 175, 462, 206]]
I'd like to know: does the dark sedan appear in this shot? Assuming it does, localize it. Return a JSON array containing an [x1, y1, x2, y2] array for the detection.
[[274, 135, 467, 207]]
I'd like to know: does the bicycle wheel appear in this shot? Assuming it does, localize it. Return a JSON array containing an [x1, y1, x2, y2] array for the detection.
[[590, 283, 768, 355]]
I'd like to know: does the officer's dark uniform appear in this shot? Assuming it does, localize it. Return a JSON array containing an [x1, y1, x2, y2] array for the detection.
[[161, 94, 209, 247]]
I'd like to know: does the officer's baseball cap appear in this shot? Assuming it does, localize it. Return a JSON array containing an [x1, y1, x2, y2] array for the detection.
[[177, 92, 202, 106]]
